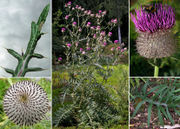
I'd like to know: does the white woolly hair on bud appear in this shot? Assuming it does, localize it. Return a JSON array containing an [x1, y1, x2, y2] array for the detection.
[[136, 29, 177, 58]]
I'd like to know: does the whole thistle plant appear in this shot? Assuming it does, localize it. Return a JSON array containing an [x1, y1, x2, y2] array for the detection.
[[131, 3, 176, 76], [3, 81, 50, 126], [2, 4, 50, 77]]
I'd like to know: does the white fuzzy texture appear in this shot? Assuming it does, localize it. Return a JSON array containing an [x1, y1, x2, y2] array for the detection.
[[136, 29, 176, 58], [3, 81, 49, 126]]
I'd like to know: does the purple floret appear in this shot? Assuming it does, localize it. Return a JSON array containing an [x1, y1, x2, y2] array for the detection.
[[131, 4, 175, 33]]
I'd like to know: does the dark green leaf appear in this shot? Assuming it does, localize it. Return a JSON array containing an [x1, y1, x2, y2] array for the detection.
[[32, 53, 44, 59], [166, 107, 175, 125], [157, 106, 164, 126], [27, 67, 45, 72], [159, 105, 168, 119], [6, 49, 22, 61], [147, 103, 153, 127], [2, 67, 14, 75], [132, 100, 146, 117], [174, 109, 180, 116], [37, 4, 50, 31]]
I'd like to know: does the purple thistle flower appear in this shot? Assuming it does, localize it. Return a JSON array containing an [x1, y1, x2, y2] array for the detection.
[[65, 15, 69, 20], [114, 40, 119, 43], [67, 1, 71, 6], [96, 26, 100, 30], [108, 32, 112, 36], [86, 22, 91, 27], [131, 4, 175, 33], [86, 47, 91, 50], [80, 48, 83, 52], [100, 31, 106, 36], [111, 47, 115, 51], [131, 3, 176, 58], [66, 43, 72, 48], [72, 21, 77, 26], [61, 28, 66, 32], [93, 34, 96, 38], [103, 42, 107, 46], [58, 57, 62, 61], [111, 18, 117, 24], [82, 51, 86, 54]]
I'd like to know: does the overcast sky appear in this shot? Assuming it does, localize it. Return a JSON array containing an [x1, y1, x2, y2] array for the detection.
[[0, 0, 51, 77]]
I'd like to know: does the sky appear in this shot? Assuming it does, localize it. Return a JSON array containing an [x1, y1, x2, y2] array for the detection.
[[0, 0, 51, 77]]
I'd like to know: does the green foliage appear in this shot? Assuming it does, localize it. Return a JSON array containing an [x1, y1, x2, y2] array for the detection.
[[3, 4, 50, 77], [0, 78, 51, 129], [52, 65, 128, 128], [131, 78, 180, 127]]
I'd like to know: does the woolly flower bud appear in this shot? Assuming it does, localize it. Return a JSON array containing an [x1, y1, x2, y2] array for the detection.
[[131, 4, 176, 58], [3, 81, 49, 126], [136, 29, 176, 58]]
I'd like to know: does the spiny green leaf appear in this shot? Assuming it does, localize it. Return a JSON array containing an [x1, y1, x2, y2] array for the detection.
[[159, 105, 168, 119], [147, 103, 153, 127], [157, 106, 164, 126], [2, 67, 14, 75], [6, 49, 22, 61], [147, 84, 166, 95], [166, 107, 175, 125], [142, 80, 149, 96], [32, 53, 44, 59], [25, 22, 39, 56], [37, 4, 50, 31], [174, 109, 180, 116], [27, 67, 45, 72], [132, 100, 146, 117]]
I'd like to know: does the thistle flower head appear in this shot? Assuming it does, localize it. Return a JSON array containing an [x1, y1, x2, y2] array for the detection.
[[131, 4, 175, 33], [3, 81, 49, 126], [131, 4, 177, 58]]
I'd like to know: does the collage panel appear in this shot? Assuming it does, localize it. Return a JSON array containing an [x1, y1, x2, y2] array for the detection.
[[0, 78, 52, 129], [52, 0, 128, 128], [130, 0, 180, 77], [130, 78, 180, 129], [0, 0, 51, 77]]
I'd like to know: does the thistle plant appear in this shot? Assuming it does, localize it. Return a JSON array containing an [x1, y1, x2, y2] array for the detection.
[[3, 80, 50, 126], [60, 1, 127, 67], [130, 78, 180, 127], [2, 4, 50, 77], [131, 3, 176, 77], [53, 1, 128, 128]]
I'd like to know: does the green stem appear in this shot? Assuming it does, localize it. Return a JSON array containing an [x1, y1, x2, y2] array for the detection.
[[154, 58, 159, 77]]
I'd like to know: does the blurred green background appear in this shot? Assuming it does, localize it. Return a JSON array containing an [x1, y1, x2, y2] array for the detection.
[[130, 0, 180, 76], [0, 78, 51, 129]]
